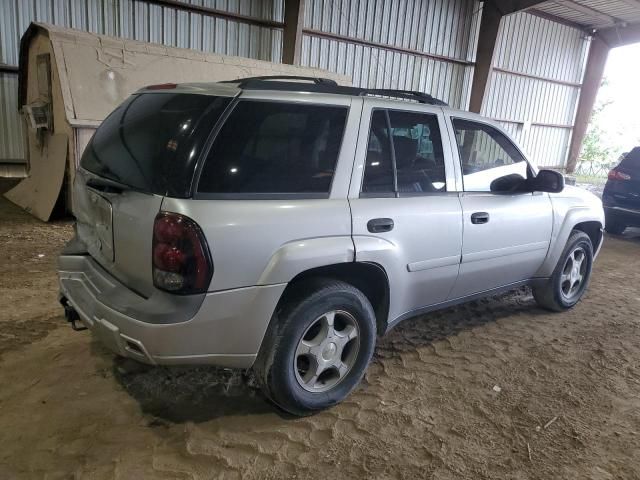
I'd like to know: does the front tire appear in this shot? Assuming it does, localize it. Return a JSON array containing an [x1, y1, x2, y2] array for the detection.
[[253, 279, 376, 416], [533, 230, 593, 312]]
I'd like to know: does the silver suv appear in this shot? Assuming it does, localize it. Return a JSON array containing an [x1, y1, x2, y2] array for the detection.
[[58, 76, 604, 415]]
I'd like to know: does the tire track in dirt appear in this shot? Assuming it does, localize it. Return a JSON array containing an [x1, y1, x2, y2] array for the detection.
[[2, 196, 640, 479]]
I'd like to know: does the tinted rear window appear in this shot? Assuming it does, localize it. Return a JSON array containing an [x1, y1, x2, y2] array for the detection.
[[621, 147, 640, 171], [81, 93, 230, 196], [197, 100, 348, 197], [362, 109, 447, 195]]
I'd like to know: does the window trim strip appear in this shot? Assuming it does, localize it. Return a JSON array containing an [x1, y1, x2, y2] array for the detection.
[[384, 109, 399, 197], [192, 192, 330, 200]]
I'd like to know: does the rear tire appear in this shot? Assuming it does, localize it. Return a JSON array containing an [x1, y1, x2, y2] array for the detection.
[[605, 215, 626, 235], [253, 279, 376, 416], [533, 230, 593, 312]]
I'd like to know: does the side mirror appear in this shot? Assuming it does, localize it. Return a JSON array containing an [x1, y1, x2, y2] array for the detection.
[[529, 169, 565, 193], [490, 173, 528, 193]]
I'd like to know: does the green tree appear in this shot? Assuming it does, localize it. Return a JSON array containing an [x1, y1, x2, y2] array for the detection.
[[579, 79, 613, 167]]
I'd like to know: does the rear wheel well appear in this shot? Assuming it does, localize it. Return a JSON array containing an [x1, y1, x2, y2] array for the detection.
[[275, 263, 390, 335], [573, 221, 602, 250]]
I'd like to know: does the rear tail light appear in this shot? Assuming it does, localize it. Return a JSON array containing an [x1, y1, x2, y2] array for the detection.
[[608, 169, 631, 181], [152, 212, 212, 294]]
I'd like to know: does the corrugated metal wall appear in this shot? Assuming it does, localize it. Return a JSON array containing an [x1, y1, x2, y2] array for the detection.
[[300, 0, 480, 109], [1, 1, 283, 58], [483, 11, 590, 168], [0, 72, 23, 162], [0, 0, 285, 163], [0, 1, 590, 170]]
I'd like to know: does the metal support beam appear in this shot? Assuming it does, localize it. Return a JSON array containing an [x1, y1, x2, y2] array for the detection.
[[282, 0, 305, 65], [303, 28, 473, 66], [565, 36, 610, 173], [468, 2, 503, 113], [0, 64, 19, 74], [468, 0, 547, 113], [493, 66, 582, 88], [144, 0, 284, 29]]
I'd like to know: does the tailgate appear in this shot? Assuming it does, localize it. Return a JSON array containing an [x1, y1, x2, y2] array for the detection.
[[72, 90, 232, 296], [73, 168, 163, 298]]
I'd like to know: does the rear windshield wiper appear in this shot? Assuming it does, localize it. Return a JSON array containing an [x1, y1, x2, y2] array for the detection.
[[86, 176, 129, 194]]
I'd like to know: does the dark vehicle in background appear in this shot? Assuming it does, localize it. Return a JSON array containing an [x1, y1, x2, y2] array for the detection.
[[603, 147, 640, 234]]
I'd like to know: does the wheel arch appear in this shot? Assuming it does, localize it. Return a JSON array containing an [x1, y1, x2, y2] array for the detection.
[[537, 205, 604, 277], [573, 221, 603, 254], [271, 262, 391, 336]]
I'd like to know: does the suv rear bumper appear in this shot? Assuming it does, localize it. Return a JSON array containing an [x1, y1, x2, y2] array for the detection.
[[604, 205, 640, 227], [58, 255, 286, 368]]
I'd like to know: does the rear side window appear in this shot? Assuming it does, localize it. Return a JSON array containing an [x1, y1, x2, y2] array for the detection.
[[197, 101, 348, 197], [81, 93, 230, 197], [390, 110, 446, 193], [362, 111, 395, 194], [362, 109, 446, 196]]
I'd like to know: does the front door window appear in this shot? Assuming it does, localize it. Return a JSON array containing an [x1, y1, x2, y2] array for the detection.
[[452, 119, 528, 192]]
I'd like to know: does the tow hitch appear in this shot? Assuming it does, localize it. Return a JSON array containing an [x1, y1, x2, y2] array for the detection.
[[60, 297, 87, 331]]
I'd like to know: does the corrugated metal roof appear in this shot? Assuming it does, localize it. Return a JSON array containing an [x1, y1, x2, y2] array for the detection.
[[535, 0, 640, 29]]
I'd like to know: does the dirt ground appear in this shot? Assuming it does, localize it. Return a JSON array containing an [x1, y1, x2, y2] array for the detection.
[[1, 196, 639, 480]]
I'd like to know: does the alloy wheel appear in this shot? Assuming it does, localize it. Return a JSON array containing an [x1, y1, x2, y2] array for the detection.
[[294, 310, 360, 393], [560, 246, 588, 301]]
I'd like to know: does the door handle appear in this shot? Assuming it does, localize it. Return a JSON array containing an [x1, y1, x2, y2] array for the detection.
[[471, 212, 490, 224], [367, 218, 394, 233]]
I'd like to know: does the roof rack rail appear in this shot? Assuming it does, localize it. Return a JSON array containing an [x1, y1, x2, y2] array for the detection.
[[222, 75, 338, 87], [360, 89, 448, 106], [223, 77, 448, 106]]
